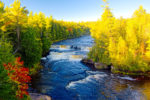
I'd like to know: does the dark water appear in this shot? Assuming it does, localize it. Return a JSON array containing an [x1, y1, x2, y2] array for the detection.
[[30, 35, 150, 100]]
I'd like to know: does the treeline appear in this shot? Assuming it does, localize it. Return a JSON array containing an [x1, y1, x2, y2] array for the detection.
[[0, 0, 89, 99], [89, 0, 150, 74]]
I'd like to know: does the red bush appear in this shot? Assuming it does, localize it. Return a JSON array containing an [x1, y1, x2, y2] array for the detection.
[[3, 57, 31, 99]]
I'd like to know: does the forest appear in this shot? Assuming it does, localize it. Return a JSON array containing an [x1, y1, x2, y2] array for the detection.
[[0, 0, 89, 99], [89, 0, 150, 75], [1, 0, 150, 100]]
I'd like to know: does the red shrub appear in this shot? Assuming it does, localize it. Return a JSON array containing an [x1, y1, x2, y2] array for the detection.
[[3, 57, 31, 99]]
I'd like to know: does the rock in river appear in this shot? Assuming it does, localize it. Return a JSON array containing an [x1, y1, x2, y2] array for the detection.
[[81, 58, 95, 70], [81, 58, 111, 70], [30, 93, 51, 100], [95, 62, 108, 70]]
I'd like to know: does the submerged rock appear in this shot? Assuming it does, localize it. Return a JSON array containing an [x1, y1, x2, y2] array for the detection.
[[70, 45, 81, 50], [30, 93, 51, 100]]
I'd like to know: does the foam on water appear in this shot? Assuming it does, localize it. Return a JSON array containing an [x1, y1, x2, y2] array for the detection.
[[47, 52, 73, 61], [47, 51, 86, 61], [50, 45, 71, 50], [118, 76, 136, 81], [51, 45, 91, 52], [69, 55, 84, 61], [66, 73, 107, 89], [80, 46, 92, 52], [86, 71, 106, 75], [41, 57, 47, 60]]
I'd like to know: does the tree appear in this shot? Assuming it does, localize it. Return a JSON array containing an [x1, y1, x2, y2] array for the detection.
[[90, 0, 114, 65], [42, 16, 53, 55], [4, 0, 28, 53], [0, 1, 16, 99], [89, 4, 150, 73], [38, 12, 46, 37], [21, 27, 42, 67]]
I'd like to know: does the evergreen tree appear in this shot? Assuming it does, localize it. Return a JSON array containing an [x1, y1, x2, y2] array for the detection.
[[21, 27, 42, 67]]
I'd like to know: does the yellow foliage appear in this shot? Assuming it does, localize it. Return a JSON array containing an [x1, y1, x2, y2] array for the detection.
[[90, 4, 150, 72]]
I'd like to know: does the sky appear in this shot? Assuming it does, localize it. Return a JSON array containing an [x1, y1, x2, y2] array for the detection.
[[1, 0, 150, 22]]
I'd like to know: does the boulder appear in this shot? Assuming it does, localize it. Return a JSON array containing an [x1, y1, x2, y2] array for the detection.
[[81, 58, 111, 71], [81, 58, 95, 70], [70, 45, 81, 50], [94, 63, 108, 70]]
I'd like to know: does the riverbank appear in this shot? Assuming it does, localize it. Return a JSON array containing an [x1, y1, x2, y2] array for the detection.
[[42, 34, 90, 57], [29, 35, 91, 99], [29, 35, 150, 100], [31, 34, 90, 75], [81, 58, 150, 80]]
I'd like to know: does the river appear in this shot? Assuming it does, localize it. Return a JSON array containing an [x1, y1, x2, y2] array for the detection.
[[30, 35, 150, 100]]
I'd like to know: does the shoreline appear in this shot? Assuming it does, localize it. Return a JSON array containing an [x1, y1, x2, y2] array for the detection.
[[81, 58, 150, 80]]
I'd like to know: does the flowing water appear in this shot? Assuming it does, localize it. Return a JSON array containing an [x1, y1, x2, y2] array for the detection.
[[30, 35, 150, 100]]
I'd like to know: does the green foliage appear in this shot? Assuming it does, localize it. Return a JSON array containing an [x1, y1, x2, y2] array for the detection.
[[42, 32, 51, 55], [21, 27, 42, 68], [0, 1, 16, 99], [0, 35, 16, 100], [0, 0, 90, 99], [30, 63, 43, 75]]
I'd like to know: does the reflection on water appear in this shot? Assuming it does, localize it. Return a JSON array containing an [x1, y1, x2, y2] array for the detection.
[[60, 45, 67, 48], [71, 55, 83, 60], [135, 80, 150, 100], [30, 35, 150, 100]]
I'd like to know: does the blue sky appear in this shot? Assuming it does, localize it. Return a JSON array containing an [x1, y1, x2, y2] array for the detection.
[[1, 0, 150, 22]]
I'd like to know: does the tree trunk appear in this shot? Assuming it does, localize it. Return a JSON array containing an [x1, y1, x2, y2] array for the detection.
[[41, 28, 43, 37], [17, 25, 20, 47], [13, 25, 20, 54]]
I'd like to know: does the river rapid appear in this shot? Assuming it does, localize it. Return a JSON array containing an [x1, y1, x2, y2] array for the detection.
[[30, 35, 150, 100]]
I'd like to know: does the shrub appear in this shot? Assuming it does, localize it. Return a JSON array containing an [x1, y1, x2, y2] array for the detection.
[[3, 57, 31, 99]]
